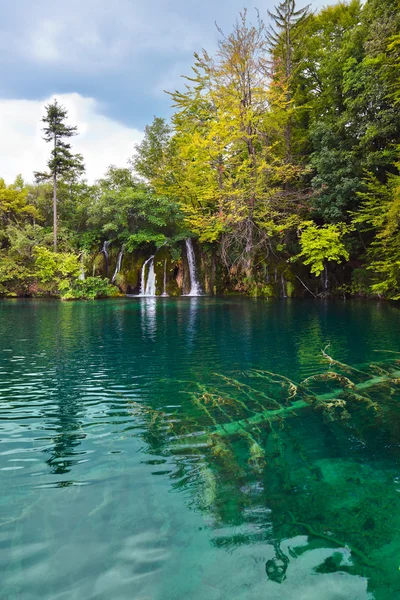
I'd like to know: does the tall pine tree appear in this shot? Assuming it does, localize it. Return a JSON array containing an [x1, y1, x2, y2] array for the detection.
[[35, 100, 84, 250]]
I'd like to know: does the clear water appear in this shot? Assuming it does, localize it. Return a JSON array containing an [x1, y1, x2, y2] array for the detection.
[[1, 297, 400, 600]]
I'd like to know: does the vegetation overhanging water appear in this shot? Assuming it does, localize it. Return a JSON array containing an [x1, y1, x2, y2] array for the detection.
[[1, 297, 400, 599]]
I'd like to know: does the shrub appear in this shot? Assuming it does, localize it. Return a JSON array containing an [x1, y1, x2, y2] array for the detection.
[[59, 277, 120, 300]]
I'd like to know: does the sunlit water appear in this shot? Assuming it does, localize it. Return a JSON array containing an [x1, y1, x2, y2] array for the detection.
[[1, 298, 400, 599]]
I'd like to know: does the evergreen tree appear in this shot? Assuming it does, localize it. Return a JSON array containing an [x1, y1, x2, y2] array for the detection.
[[266, 0, 311, 163], [35, 100, 84, 250]]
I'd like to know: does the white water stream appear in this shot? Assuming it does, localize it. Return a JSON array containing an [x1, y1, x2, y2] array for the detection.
[[162, 259, 168, 296], [140, 256, 157, 296], [185, 239, 202, 296], [101, 241, 111, 277], [112, 247, 124, 283]]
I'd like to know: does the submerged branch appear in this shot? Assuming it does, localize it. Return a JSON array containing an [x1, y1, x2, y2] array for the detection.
[[286, 511, 376, 568]]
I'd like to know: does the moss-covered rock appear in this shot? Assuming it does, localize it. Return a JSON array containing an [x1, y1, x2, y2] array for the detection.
[[83, 240, 306, 299], [117, 249, 150, 294]]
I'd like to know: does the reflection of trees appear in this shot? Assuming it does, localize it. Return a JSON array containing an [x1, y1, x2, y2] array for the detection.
[[295, 313, 327, 371], [42, 304, 90, 475], [129, 350, 400, 598], [44, 390, 86, 475], [294, 300, 400, 376]]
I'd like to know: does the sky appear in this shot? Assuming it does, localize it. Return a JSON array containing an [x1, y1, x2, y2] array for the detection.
[[0, 0, 325, 183]]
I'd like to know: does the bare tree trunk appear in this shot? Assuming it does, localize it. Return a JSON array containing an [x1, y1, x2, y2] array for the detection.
[[285, 22, 292, 167], [324, 262, 328, 292], [53, 172, 57, 251], [53, 134, 57, 251], [211, 247, 216, 296]]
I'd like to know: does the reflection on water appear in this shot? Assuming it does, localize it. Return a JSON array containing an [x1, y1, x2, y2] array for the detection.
[[186, 297, 199, 350], [140, 297, 157, 340], [1, 298, 400, 599]]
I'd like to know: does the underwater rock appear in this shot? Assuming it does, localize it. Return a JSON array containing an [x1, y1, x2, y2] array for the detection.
[[265, 556, 289, 583]]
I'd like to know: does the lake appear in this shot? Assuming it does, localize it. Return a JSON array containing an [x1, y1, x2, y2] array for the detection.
[[1, 297, 400, 599]]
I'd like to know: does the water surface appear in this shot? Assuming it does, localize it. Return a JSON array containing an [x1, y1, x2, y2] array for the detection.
[[1, 298, 400, 599]]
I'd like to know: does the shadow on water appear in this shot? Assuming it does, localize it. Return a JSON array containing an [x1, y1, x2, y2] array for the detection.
[[1, 298, 400, 599]]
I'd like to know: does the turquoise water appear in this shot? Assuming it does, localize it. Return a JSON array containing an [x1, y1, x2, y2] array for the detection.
[[1, 298, 400, 599]]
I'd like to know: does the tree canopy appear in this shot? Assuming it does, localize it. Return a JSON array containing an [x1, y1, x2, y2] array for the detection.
[[1, 0, 400, 299]]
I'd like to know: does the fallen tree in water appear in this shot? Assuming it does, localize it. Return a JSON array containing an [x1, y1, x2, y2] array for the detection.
[[127, 349, 400, 596]]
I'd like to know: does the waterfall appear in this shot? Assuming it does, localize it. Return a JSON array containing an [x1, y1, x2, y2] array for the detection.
[[185, 239, 202, 296], [281, 273, 287, 298], [101, 241, 111, 277], [145, 257, 156, 296], [161, 259, 168, 296], [140, 256, 157, 296], [112, 247, 124, 283], [79, 253, 85, 281]]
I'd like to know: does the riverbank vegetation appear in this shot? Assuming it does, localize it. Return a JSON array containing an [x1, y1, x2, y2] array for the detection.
[[1, 0, 400, 299]]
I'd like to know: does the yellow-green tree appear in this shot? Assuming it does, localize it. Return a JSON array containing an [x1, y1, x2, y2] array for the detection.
[[0, 176, 39, 227], [163, 12, 304, 275], [352, 168, 400, 298]]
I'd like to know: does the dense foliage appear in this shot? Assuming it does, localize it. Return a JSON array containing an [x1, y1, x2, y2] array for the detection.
[[1, 0, 400, 298]]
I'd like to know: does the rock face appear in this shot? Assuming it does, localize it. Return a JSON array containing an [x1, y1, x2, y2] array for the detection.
[[90, 238, 303, 297], [92, 240, 204, 297]]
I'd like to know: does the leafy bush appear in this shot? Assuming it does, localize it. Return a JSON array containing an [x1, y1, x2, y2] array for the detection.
[[34, 248, 118, 299], [59, 277, 120, 300], [0, 252, 33, 296], [34, 246, 81, 283], [297, 222, 351, 276]]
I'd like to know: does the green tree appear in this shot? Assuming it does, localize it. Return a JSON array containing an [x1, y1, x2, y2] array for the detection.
[[267, 0, 311, 163], [132, 117, 172, 183], [88, 166, 185, 248], [297, 222, 351, 290], [162, 12, 303, 276], [302, 0, 400, 221], [298, 0, 364, 221], [352, 168, 400, 298], [35, 100, 84, 250], [0, 176, 39, 227]]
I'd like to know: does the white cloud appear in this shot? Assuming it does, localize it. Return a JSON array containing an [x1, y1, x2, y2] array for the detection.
[[0, 93, 143, 184], [24, 1, 205, 72], [30, 19, 63, 62]]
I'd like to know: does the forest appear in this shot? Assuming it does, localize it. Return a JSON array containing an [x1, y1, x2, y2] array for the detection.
[[1, 0, 400, 299]]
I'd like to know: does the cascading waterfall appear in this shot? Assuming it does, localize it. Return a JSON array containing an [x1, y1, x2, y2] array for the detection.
[[79, 253, 85, 281], [161, 259, 168, 296], [101, 241, 111, 277], [140, 256, 157, 296], [112, 247, 124, 284], [185, 239, 202, 296], [281, 273, 287, 298], [140, 256, 152, 295]]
